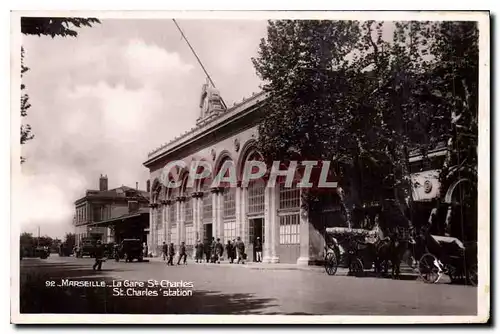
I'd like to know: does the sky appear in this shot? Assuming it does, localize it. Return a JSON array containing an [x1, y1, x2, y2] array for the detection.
[[19, 19, 268, 238]]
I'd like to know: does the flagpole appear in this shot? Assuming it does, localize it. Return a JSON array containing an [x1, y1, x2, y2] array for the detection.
[[172, 19, 227, 110]]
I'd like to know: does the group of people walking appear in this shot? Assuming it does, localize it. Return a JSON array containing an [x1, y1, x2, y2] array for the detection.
[[161, 236, 251, 265], [162, 241, 188, 265]]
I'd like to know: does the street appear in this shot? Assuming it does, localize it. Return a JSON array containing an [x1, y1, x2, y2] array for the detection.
[[19, 255, 477, 315]]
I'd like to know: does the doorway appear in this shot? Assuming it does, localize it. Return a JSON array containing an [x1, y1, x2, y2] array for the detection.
[[249, 218, 264, 262], [203, 223, 213, 243]]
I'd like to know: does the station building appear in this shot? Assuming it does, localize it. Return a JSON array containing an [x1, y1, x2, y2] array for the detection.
[[143, 85, 471, 264]]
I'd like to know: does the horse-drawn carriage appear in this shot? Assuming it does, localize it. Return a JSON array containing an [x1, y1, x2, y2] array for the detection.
[[324, 227, 382, 277], [417, 233, 477, 286], [324, 224, 478, 286]]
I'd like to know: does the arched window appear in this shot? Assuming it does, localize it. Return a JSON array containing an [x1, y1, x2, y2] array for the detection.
[[183, 176, 194, 246], [201, 177, 212, 222], [218, 157, 236, 242], [223, 187, 237, 241], [245, 151, 266, 215], [248, 179, 265, 215], [278, 181, 300, 245], [223, 187, 236, 219], [168, 186, 178, 244]]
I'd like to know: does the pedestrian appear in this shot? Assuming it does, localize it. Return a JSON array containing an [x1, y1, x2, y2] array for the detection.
[[254, 237, 263, 262], [143, 242, 149, 258], [162, 241, 168, 261], [167, 242, 175, 266], [210, 237, 217, 263], [177, 242, 187, 265], [215, 238, 224, 264], [92, 240, 105, 271], [204, 240, 211, 263], [235, 236, 245, 264], [195, 240, 204, 263], [226, 240, 234, 263]]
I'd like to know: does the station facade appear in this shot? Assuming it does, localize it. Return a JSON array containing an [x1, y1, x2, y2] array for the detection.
[[143, 86, 463, 264], [143, 89, 312, 264]]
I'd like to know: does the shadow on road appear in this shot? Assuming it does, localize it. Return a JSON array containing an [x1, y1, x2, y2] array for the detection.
[[19, 260, 279, 315], [353, 271, 420, 281]]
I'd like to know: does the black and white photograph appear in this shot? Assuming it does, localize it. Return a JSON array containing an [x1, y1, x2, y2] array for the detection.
[[11, 11, 489, 324]]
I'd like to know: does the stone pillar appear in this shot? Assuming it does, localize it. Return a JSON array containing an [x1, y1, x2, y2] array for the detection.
[[106, 227, 113, 243], [162, 204, 167, 244], [179, 198, 186, 244], [211, 189, 218, 240], [235, 185, 242, 239], [297, 189, 310, 266], [263, 187, 273, 263], [191, 195, 197, 241], [156, 207, 161, 256], [196, 196, 203, 241], [217, 191, 224, 240], [149, 207, 154, 256], [165, 203, 171, 244], [270, 185, 279, 263], [240, 186, 248, 243], [176, 199, 182, 247]]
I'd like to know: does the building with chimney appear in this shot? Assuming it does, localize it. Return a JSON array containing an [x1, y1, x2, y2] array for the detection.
[[74, 175, 150, 246], [143, 84, 474, 264]]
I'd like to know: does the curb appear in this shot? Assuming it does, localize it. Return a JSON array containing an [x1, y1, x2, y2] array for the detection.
[[145, 257, 418, 275]]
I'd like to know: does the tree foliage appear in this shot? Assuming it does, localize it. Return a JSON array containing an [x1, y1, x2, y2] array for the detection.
[[20, 17, 101, 163], [20, 47, 33, 165], [21, 17, 101, 38], [252, 20, 478, 234], [64, 232, 76, 250]]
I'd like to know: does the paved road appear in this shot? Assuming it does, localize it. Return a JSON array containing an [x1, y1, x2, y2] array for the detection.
[[19, 255, 477, 315]]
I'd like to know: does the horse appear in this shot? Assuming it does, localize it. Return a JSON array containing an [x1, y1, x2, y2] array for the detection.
[[373, 226, 416, 279]]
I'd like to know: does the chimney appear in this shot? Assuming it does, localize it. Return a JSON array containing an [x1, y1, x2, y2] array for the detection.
[[136, 182, 138, 190], [146, 180, 151, 193], [99, 174, 108, 191]]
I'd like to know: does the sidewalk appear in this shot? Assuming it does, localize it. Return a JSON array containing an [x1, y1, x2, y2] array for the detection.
[[146, 256, 418, 275], [148, 256, 326, 272]]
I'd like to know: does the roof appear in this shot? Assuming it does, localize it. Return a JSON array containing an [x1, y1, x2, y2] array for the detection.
[[408, 141, 447, 157], [144, 91, 268, 166], [88, 207, 149, 227], [75, 186, 150, 205]]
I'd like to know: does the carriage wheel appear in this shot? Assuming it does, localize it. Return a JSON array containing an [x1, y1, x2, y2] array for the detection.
[[324, 252, 338, 276], [349, 258, 364, 277], [448, 269, 463, 284], [418, 253, 442, 284], [467, 263, 478, 287]]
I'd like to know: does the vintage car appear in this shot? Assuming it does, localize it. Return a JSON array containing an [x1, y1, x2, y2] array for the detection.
[[22, 246, 50, 259], [115, 239, 143, 262], [58, 243, 73, 257], [76, 238, 97, 258]]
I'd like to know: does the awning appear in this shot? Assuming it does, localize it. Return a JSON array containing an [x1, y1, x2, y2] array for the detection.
[[88, 211, 148, 227]]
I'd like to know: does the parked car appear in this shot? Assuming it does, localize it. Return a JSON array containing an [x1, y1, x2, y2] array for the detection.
[[115, 239, 143, 262], [76, 238, 96, 258], [22, 246, 50, 259], [58, 243, 73, 257]]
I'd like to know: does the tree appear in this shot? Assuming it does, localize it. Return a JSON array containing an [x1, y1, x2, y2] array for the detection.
[[252, 20, 478, 236], [21, 17, 101, 37], [20, 232, 34, 247], [20, 17, 100, 163], [64, 232, 76, 250], [423, 22, 479, 240]]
